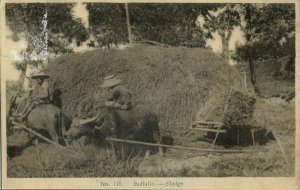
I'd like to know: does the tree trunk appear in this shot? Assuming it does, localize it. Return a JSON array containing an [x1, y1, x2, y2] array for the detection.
[[18, 64, 27, 92], [219, 29, 231, 63], [221, 36, 230, 62], [248, 54, 260, 95], [245, 5, 261, 96], [125, 3, 132, 44]]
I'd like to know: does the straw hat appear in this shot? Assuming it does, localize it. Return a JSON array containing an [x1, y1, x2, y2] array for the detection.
[[100, 75, 121, 88], [31, 72, 49, 80]]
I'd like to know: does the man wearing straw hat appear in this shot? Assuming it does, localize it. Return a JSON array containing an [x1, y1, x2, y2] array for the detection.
[[101, 75, 132, 110], [14, 72, 50, 122]]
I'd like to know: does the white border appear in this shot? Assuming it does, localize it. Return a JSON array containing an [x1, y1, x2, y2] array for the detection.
[[1, 0, 299, 189]]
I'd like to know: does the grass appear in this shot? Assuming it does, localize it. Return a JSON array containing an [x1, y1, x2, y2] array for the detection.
[[8, 143, 142, 177], [204, 95, 295, 177], [206, 153, 293, 177], [236, 57, 295, 97]]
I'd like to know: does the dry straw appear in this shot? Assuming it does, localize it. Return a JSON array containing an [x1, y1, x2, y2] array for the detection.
[[45, 44, 244, 137]]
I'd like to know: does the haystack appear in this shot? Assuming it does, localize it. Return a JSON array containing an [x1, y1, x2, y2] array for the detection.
[[44, 44, 243, 136]]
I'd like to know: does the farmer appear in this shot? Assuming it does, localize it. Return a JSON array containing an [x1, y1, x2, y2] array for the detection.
[[101, 75, 132, 110], [14, 72, 50, 122]]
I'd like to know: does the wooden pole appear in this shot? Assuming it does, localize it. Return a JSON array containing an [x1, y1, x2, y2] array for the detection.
[[244, 70, 248, 91], [106, 137, 252, 153], [221, 87, 233, 120], [125, 3, 132, 44], [271, 130, 289, 164], [201, 91, 224, 121], [250, 129, 256, 148], [193, 121, 224, 126], [237, 127, 240, 145], [12, 121, 83, 158]]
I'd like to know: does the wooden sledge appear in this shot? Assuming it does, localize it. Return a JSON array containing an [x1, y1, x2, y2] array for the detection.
[[189, 88, 233, 146], [190, 120, 226, 146], [191, 88, 257, 148]]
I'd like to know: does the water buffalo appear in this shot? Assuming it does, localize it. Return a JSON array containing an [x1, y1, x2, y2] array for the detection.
[[8, 94, 69, 145], [66, 105, 163, 158]]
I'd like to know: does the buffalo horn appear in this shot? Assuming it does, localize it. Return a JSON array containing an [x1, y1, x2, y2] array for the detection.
[[95, 125, 104, 130], [79, 112, 100, 125]]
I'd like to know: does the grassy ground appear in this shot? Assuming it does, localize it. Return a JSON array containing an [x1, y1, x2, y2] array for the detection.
[[8, 143, 142, 177], [236, 58, 295, 97], [206, 97, 295, 177], [137, 97, 295, 177]]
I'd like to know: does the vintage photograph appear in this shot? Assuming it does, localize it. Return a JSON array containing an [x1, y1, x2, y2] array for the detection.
[[1, 1, 297, 187]]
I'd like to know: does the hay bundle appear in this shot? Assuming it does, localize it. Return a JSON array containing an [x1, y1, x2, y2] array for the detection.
[[196, 89, 256, 128], [44, 44, 243, 135]]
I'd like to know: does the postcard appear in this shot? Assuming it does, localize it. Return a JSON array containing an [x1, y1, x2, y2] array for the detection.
[[1, 0, 299, 189]]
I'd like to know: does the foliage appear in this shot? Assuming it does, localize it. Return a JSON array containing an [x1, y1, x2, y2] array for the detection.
[[199, 4, 241, 60], [232, 4, 295, 95], [86, 3, 128, 48], [6, 3, 89, 64], [6, 3, 89, 90], [129, 3, 213, 47], [201, 4, 241, 39], [86, 3, 221, 48], [235, 4, 295, 61]]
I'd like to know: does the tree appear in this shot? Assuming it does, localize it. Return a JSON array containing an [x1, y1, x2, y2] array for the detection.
[[244, 4, 260, 95], [129, 3, 212, 47], [86, 3, 221, 48], [235, 4, 295, 95], [86, 3, 128, 48], [199, 4, 241, 62], [6, 3, 89, 89]]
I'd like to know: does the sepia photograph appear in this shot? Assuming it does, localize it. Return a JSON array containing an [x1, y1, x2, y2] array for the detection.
[[1, 1, 299, 189]]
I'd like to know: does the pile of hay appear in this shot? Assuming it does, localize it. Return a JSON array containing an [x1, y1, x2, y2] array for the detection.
[[196, 89, 256, 128], [45, 44, 243, 135]]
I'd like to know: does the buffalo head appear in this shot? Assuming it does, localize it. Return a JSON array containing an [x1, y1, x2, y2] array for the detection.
[[65, 112, 114, 142]]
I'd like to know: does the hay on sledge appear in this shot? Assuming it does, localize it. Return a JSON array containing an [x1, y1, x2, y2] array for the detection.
[[196, 89, 256, 128]]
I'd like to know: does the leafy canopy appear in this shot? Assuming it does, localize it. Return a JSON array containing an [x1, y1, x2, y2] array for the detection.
[[235, 4, 295, 61]]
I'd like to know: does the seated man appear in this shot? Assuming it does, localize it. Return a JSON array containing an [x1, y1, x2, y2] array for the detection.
[[14, 72, 50, 122], [101, 75, 132, 110]]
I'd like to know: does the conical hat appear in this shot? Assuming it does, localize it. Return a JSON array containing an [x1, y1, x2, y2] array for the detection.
[[31, 72, 49, 80], [100, 75, 121, 88]]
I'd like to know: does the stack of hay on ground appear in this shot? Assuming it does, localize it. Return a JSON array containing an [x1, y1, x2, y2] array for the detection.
[[44, 43, 244, 137], [196, 89, 256, 129]]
